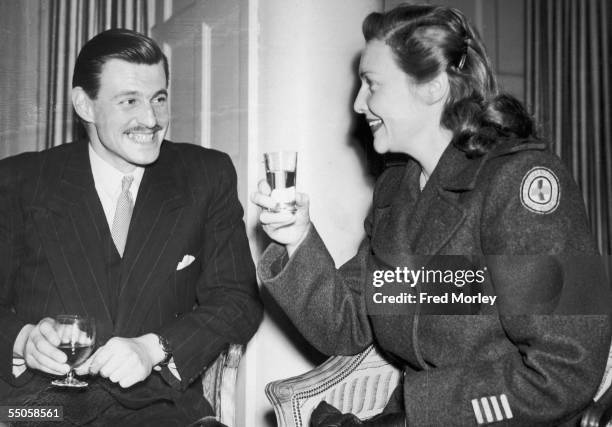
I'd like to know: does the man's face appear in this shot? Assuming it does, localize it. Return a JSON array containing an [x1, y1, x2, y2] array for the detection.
[[85, 59, 169, 173]]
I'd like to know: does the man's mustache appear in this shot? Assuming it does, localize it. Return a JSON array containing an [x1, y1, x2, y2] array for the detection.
[[125, 125, 164, 133]]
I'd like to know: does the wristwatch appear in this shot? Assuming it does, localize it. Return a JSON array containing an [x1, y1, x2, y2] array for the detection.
[[157, 334, 172, 366]]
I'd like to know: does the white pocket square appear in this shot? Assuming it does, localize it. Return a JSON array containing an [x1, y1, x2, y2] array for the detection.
[[176, 255, 196, 271]]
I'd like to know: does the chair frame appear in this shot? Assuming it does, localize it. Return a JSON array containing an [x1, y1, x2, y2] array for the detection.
[[266, 345, 401, 427], [267, 344, 612, 427], [202, 343, 243, 426]]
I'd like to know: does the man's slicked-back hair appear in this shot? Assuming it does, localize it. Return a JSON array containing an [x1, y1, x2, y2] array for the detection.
[[72, 28, 169, 99]]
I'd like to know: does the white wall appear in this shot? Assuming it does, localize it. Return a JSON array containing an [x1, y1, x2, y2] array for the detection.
[[242, 1, 383, 425]]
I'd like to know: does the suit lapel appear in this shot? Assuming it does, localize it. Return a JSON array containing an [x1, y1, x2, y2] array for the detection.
[[31, 141, 115, 337], [114, 143, 190, 335]]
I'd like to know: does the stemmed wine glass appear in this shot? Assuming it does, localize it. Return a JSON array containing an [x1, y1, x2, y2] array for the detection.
[[51, 314, 95, 388]]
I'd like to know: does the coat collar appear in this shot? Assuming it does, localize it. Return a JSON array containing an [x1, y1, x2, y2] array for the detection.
[[435, 139, 548, 192], [370, 139, 548, 258]]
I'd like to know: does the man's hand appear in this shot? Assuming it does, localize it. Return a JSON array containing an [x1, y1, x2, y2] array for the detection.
[[16, 318, 70, 376], [78, 334, 164, 388]]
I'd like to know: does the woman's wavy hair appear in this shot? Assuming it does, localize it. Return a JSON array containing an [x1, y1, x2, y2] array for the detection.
[[362, 4, 536, 156]]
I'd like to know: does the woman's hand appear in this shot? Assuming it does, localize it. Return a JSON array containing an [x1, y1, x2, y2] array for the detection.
[[251, 180, 311, 256]]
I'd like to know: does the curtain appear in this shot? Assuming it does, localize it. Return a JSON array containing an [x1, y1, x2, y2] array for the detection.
[[45, 0, 151, 148], [525, 0, 612, 263]]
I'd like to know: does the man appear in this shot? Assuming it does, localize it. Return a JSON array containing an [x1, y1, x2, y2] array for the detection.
[[0, 29, 262, 425]]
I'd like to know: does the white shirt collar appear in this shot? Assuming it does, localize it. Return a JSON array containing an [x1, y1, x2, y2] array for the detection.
[[88, 144, 145, 226], [89, 144, 144, 198]]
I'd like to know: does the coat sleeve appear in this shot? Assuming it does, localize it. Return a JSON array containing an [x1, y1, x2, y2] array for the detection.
[[157, 152, 263, 389], [259, 224, 375, 356], [402, 151, 612, 426], [258, 166, 407, 356]]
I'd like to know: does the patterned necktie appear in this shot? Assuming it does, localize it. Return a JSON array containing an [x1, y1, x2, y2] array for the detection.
[[111, 175, 134, 257]]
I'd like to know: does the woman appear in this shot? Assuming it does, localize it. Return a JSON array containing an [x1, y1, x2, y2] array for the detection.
[[252, 4, 611, 426]]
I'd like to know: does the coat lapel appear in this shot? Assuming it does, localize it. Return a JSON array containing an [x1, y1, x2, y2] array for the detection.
[[411, 145, 488, 254], [409, 186, 466, 255], [371, 144, 488, 261], [31, 141, 115, 338], [370, 162, 422, 267], [114, 143, 190, 335], [369, 145, 487, 369]]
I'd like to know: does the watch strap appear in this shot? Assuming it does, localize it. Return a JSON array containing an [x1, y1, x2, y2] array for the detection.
[[157, 334, 172, 366]]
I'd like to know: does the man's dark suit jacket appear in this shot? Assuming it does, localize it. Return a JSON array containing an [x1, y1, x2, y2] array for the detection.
[[259, 139, 611, 426], [0, 140, 262, 421]]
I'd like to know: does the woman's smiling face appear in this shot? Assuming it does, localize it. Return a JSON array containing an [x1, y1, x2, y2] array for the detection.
[[353, 40, 434, 156]]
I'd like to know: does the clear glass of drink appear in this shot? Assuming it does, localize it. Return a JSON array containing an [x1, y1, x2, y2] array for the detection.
[[264, 151, 298, 213], [51, 314, 95, 388]]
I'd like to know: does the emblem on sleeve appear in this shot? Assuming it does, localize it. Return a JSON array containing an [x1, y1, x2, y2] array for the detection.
[[520, 167, 560, 214]]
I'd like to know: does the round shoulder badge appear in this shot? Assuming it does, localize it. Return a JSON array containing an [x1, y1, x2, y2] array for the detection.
[[520, 167, 560, 214]]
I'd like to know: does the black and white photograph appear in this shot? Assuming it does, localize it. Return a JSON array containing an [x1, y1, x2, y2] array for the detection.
[[1, 1, 611, 426]]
